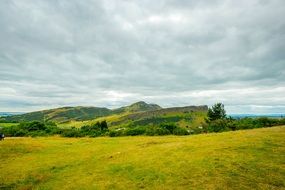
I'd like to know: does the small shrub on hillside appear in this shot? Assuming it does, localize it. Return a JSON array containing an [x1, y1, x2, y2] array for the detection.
[[29, 130, 48, 137], [108, 127, 126, 137], [109, 130, 119, 137], [61, 128, 84, 137], [20, 121, 47, 131], [125, 127, 146, 136], [173, 127, 189, 135], [207, 119, 230, 132], [160, 123, 177, 133], [279, 118, 285, 125], [14, 129, 28, 137], [145, 126, 170, 136]]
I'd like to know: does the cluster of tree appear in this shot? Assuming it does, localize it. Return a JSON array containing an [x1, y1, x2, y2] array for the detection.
[[61, 121, 108, 137], [1, 121, 61, 137], [204, 103, 285, 133], [1, 121, 190, 138], [1, 120, 109, 137], [0, 120, 17, 123]]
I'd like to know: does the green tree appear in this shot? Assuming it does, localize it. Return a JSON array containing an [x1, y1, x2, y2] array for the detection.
[[100, 120, 108, 130], [207, 103, 226, 121]]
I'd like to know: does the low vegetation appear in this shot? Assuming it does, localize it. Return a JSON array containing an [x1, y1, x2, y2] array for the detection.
[[1, 127, 284, 189], [1, 116, 285, 138]]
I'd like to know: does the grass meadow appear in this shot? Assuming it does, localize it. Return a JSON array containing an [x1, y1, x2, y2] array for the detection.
[[1, 126, 284, 189]]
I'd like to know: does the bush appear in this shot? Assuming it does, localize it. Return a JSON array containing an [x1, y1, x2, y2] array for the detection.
[[108, 129, 126, 137], [14, 129, 28, 137], [145, 126, 170, 136], [173, 127, 189, 135], [207, 119, 230, 132], [20, 121, 47, 131], [160, 123, 177, 133], [125, 127, 146, 136], [45, 125, 62, 135], [279, 118, 285, 125], [29, 130, 48, 137], [61, 128, 84, 137]]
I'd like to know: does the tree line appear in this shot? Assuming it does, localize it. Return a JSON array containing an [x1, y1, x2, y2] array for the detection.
[[204, 103, 285, 132]]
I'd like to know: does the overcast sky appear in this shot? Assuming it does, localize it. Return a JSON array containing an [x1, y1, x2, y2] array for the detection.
[[0, 0, 285, 113]]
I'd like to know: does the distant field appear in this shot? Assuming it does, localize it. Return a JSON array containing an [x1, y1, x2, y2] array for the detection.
[[1, 126, 284, 189], [0, 122, 18, 128]]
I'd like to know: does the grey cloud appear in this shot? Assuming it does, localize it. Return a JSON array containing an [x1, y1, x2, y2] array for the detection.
[[0, 0, 284, 112]]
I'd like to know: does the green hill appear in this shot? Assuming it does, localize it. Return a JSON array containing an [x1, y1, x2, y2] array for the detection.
[[58, 105, 208, 129], [108, 105, 208, 128], [113, 101, 161, 114], [1, 102, 208, 130], [2, 106, 112, 123], [1, 101, 162, 123], [1, 126, 284, 189]]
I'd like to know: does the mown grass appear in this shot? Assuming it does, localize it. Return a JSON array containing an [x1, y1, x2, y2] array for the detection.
[[0, 126, 284, 190]]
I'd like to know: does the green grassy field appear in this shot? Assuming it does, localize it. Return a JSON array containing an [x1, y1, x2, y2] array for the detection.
[[1, 127, 284, 190], [0, 122, 19, 128]]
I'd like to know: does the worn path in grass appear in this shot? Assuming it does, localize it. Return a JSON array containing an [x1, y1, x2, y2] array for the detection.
[[1, 126, 284, 190]]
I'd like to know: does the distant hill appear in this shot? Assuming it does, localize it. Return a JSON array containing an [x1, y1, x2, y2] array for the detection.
[[113, 101, 161, 114], [60, 105, 208, 130], [1, 102, 208, 129], [109, 105, 208, 127], [1, 106, 112, 123], [1, 101, 162, 123]]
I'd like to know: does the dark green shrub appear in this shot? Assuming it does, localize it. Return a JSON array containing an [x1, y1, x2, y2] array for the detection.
[[61, 128, 84, 137], [100, 120, 108, 130], [145, 126, 170, 136], [173, 127, 189, 135], [279, 118, 285, 125], [109, 129, 125, 137], [29, 130, 47, 137], [160, 123, 177, 133], [207, 119, 229, 132], [20, 121, 47, 131], [14, 129, 28, 137], [81, 124, 100, 134], [109, 130, 118, 137], [45, 125, 62, 135], [125, 127, 146, 136]]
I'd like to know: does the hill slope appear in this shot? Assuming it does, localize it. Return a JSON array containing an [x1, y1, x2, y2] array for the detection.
[[1, 102, 208, 130], [108, 105, 208, 128], [1, 101, 162, 123], [113, 101, 161, 113], [1, 126, 284, 189], [58, 105, 208, 129], [2, 106, 112, 123]]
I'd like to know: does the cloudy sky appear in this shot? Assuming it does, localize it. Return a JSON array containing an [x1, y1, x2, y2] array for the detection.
[[0, 0, 285, 113]]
